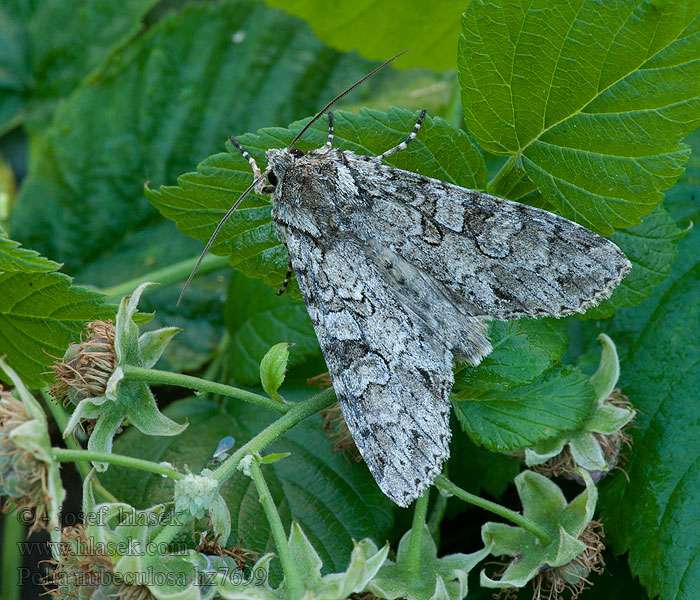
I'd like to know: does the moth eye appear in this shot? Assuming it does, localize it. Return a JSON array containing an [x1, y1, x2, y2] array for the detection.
[[290, 148, 304, 158], [267, 171, 278, 186]]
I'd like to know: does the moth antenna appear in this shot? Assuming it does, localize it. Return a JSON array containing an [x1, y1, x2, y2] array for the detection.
[[288, 49, 409, 150], [377, 109, 427, 160], [321, 111, 334, 152], [177, 174, 264, 306], [230, 135, 262, 179]]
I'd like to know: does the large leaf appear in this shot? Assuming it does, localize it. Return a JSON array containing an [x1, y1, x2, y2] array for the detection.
[[453, 318, 567, 393], [452, 365, 596, 452], [8, 0, 380, 372], [100, 394, 395, 576], [0, 0, 157, 133], [459, 0, 700, 235], [9, 0, 379, 276], [147, 107, 488, 290], [664, 127, 700, 226], [225, 271, 320, 385], [599, 224, 700, 600], [261, 0, 465, 70], [0, 228, 110, 387]]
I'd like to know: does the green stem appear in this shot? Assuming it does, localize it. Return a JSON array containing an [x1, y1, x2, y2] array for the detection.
[[212, 387, 337, 485], [405, 492, 430, 581], [152, 388, 336, 551], [100, 254, 230, 302], [121, 365, 286, 413], [434, 475, 552, 545], [247, 458, 304, 600], [486, 154, 519, 195], [1, 508, 24, 600], [53, 448, 183, 480]]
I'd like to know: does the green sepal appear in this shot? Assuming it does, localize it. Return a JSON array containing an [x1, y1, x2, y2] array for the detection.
[[479, 470, 597, 590], [367, 525, 489, 600]]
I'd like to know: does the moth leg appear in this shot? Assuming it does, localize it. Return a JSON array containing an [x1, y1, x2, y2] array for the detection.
[[376, 109, 427, 161], [319, 112, 334, 153], [276, 256, 293, 295]]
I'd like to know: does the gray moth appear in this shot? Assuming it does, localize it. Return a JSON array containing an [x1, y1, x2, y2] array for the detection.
[[183, 59, 631, 508], [231, 110, 631, 508]]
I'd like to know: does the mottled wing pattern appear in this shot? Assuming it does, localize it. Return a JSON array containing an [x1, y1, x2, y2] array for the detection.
[[284, 229, 463, 507], [345, 156, 631, 320]]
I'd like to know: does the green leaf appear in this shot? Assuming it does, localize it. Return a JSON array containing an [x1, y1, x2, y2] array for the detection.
[[0, 0, 157, 133], [664, 127, 700, 226], [225, 271, 320, 386], [459, 0, 700, 235], [0, 225, 58, 272], [100, 394, 395, 577], [260, 342, 291, 402], [261, 0, 466, 70], [0, 231, 110, 388], [148, 108, 488, 292], [452, 365, 596, 452], [599, 224, 700, 600], [8, 0, 380, 375], [453, 318, 567, 393], [582, 205, 687, 318], [9, 0, 380, 276]]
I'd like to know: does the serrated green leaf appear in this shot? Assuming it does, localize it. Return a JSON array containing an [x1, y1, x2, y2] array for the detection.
[[148, 108, 487, 291], [0, 0, 157, 133], [259, 342, 291, 401], [459, 0, 700, 235], [0, 233, 111, 387], [453, 318, 567, 393], [582, 205, 687, 318], [599, 224, 700, 600], [452, 365, 596, 452], [225, 271, 320, 385], [665, 127, 700, 226], [100, 394, 395, 580], [261, 0, 465, 70], [0, 225, 58, 272], [8, 0, 381, 374]]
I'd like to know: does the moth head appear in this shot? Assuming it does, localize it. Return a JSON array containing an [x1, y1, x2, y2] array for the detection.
[[262, 148, 304, 194]]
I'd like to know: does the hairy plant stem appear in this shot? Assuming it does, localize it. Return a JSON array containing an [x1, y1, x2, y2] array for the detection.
[[434, 475, 552, 545], [212, 387, 337, 484], [248, 458, 304, 599], [486, 154, 519, 196], [405, 492, 430, 581], [152, 387, 337, 549], [1, 508, 24, 600], [120, 364, 287, 413], [100, 254, 230, 303], [53, 448, 183, 480]]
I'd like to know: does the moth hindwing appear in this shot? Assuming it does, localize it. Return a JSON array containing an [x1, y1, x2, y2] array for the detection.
[[237, 111, 630, 507]]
